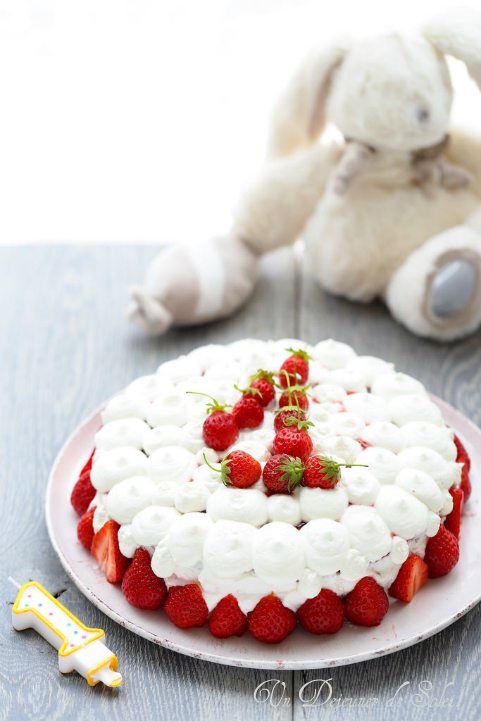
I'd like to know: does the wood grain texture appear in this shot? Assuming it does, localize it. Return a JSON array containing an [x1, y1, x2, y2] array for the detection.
[[0, 244, 480, 721], [0, 245, 295, 721]]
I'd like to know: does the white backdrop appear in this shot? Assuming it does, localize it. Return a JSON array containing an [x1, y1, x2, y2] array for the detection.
[[0, 0, 480, 245]]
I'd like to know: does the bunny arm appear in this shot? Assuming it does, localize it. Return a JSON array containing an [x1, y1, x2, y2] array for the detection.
[[445, 127, 481, 195], [232, 141, 343, 255]]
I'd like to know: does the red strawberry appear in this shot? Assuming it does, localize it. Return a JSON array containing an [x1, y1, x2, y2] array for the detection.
[[121, 547, 167, 610], [91, 520, 131, 583], [460, 464, 472, 503], [77, 506, 97, 550], [274, 407, 307, 433], [273, 427, 313, 463], [279, 388, 309, 411], [279, 348, 310, 388], [345, 577, 389, 627], [71, 471, 97, 516], [297, 589, 345, 634], [164, 584, 209, 628], [188, 394, 239, 451], [236, 370, 277, 407], [388, 554, 428, 603], [205, 450, 261, 489], [262, 454, 305, 493], [303, 455, 367, 489], [444, 486, 463, 538], [247, 594, 297, 644], [209, 594, 247, 638], [80, 450, 95, 477], [232, 396, 264, 429], [454, 434, 471, 471], [424, 524, 460, 578]]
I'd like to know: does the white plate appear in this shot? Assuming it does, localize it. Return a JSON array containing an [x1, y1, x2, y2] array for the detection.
[[46, 395, 481, 670]]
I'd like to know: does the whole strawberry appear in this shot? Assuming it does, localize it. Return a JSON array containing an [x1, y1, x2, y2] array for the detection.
[[121, 547, 167, 610], [188, 393, 239, 451], [71, 470, 97, 516], [344, 577, 389, 627], [164, 584, 209, 629], [232, 396, 264, 429], [237, 370, 277, 408], [77, 506, 97, 550], [444, 486, 463, 538], [279, 387, 310, 411], [388, 554, 428, 603], [91, 520, 131, 584], [274, 406, 308, 433], [303, 455, 367, 489], [205, 450, 261, 489], [209, 594, 247, 638], [424, 524, 459, 578], [279, 348, 310, 388], [297, 589, 345, 634], [247, 593, 297, 644], [273, 427, 313, 463], [262, 454, 305, 493]]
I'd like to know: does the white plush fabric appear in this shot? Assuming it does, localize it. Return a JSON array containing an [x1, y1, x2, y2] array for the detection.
[[130, 11, 481, 340]]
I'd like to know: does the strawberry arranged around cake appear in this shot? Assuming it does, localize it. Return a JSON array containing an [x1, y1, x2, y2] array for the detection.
[[71, 339, 471, 643]]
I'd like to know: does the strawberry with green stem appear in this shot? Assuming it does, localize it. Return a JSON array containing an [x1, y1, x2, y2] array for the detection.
[[279, 348, 311, 388], [204, 451, 261, 489], [274, 404, 313, 433], [303, 455, 368, 489], [187, 392, 239, 451], [278, 370, 310, 411], [235, 369, 278, 408], [263, 454, 305, 493]]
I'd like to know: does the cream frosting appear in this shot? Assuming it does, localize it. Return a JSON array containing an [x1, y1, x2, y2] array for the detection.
[[371, 372, 427, 401], [90, 447, 147, 492], [206, 486, 268, 526], [340, 505, 392, 561], [375, 486, 429, 539], [95, 418, 150, 451], [343, 393, 391, 423], [361, 421, 406, 452], [389, 394, 444, 427], [101, 393, 150, 424], [312, 339, 358, 369], [85, 339, 461, 610], [300, 486, 349, 521], [105, 476, 156, 524], [147, 446, 197, 486]]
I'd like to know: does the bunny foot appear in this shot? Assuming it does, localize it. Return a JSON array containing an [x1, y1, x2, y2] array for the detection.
[[385, 226, 481, 341]]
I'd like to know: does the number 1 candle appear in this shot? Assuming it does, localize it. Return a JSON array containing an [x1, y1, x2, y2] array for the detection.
[[10, 578, 122, 687]]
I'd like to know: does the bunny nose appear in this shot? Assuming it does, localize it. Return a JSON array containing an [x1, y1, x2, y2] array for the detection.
[[417, 108, 430, 124]]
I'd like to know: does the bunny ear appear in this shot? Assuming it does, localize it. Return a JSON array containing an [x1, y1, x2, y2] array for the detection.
[[267, 41, 349, 159], [423, 9, 481, 88]]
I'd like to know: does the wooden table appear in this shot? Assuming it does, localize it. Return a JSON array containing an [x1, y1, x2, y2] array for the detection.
[[1, 245, 480, 721]]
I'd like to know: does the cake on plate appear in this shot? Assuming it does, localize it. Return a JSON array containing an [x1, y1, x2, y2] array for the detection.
[[70, 339, 470, 643]]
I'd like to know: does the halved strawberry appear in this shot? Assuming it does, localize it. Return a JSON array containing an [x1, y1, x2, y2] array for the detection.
[[80, 450, 95, 477], [77, 506, 97, 550], [444, 487, 463, 538], [91, 520, 131, 583], [70, 471, 96, 516], [388, 554, 428, 603]]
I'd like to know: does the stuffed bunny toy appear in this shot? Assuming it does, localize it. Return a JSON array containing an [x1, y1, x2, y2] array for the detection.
[[129, 9, 481, 341]]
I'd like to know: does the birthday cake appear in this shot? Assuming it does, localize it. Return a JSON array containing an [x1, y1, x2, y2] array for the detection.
[[71, 339, 470, 643]]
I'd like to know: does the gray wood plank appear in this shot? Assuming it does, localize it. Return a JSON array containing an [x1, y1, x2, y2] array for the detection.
[[294, 251, 481, 721], [0, 245, 296, 721]]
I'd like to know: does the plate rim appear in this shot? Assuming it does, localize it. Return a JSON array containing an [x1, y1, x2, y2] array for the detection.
[[45, 395, 481, 670]]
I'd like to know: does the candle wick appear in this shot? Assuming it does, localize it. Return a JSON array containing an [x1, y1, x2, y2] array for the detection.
[[8, 576, 21, 590]]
